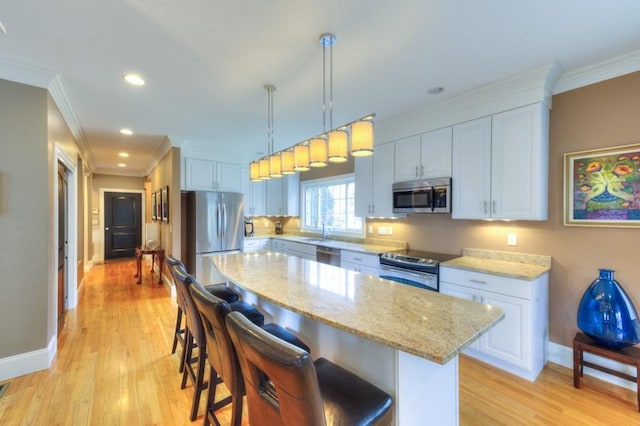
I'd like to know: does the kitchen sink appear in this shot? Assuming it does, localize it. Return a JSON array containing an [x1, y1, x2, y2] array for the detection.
[[301, 238, 328, 243]]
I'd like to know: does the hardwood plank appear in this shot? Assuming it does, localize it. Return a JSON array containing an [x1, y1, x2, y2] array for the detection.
[[0, 259, 638, 425]]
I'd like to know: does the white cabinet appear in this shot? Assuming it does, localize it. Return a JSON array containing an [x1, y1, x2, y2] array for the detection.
[[243, 238, 271, 253], [184, 158, 242, 192], [265, 174, 300, 216], [240, 168, 266, 216], [355, 142, 399, 217], [394, 127, 452, 182], [340, 250, 380, 276], [271, 239, 316, 260], [440, 266, 548, 381], [451, 103, 549, 220]]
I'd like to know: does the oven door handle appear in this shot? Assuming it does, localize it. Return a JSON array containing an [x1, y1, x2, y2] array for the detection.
[[379, 265, 433, 280]]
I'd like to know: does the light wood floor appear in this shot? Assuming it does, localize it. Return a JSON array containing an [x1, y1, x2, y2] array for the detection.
[[1, 259, 638, 425]]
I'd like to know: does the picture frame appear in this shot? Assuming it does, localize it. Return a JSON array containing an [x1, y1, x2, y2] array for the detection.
[[151, 192, 157, 220], [155, 190, 162, 222], [161, 186, 169, 222], [564, 143, 640, 227]]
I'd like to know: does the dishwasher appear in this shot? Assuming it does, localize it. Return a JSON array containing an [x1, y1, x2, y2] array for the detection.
[[316, 245, 341, 266]]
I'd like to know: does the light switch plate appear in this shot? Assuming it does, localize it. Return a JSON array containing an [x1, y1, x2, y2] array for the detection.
[[507, 233, 518, 246], [368, 225, 373, 233]]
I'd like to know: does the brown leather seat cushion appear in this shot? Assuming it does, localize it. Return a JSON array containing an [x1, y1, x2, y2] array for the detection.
[[229, 300, 265, 326]]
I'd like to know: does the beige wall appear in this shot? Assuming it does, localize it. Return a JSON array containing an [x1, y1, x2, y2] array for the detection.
[[0, 79, 49, 358], [146, 146, 181, 271], [367, 71, 640, 347]]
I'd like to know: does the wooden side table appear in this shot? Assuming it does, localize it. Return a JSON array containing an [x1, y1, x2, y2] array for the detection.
[[134, 246, 165, 285], [573, 331, 640, 410]]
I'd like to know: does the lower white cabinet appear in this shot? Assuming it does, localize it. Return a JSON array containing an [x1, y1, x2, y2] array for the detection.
[[340, 250, 380, 276], [243, 238, 271, 253], [272, 239, 316, 260], [439, 266, 548, 381]]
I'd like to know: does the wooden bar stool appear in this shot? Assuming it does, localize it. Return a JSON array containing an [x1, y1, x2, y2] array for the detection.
[[226, 311, 393, 426], [573, 331, 640, 411], [190, 281, 310, 426]]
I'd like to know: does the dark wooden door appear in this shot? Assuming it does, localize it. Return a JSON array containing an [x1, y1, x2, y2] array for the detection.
[[104, 192, 142, 259], [57, 163, 67, 334]]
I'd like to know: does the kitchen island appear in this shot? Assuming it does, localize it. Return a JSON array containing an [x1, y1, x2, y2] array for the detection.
[[212, 251, 504, 425]]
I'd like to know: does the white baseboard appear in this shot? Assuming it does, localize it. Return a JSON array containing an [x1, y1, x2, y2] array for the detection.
[[0, 335, 56, 382], [548, 341, 636, 391]]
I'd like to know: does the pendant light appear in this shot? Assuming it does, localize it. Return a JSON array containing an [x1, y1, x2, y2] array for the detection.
[[293, 143, 310, 171], [328, 129, 348, 162], [310, 137, 328, 167], [281, 149, 295, 175], [249, 161, 261, 182], [350, 119, 374, 157]]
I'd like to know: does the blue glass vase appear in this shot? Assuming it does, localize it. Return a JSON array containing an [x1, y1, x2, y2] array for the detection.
[[577, 269, 640, 348]]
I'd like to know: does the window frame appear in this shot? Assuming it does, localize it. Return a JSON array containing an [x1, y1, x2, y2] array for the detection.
[[299, 173, 364, 237]]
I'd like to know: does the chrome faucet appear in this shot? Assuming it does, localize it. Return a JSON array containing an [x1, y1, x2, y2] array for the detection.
[[320, 220, 329, 240]]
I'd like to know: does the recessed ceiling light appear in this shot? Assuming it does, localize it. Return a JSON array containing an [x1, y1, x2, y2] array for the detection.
[[120, 128, 133, 135], [427, 86, 444, 95], [117, 163, 127, 168], [122, 73, 145, 86], [118, 152, 129, 158]]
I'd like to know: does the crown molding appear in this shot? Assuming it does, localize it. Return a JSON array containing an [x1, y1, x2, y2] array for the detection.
[[377, 61, 562, 144], [48, 74, 95, 168], [554, 48, 640, 94], [144, 136, 173, 176], [0, 57, 56, 88]]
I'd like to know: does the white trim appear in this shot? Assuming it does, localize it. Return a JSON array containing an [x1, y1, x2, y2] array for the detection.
[[554, 48, 640, 94], [97, 188, 146, 264], [0, 56, 57, 88], [55, 145, 79, 313], [0, 336, 56, 382], [548, 340, 636, 391]]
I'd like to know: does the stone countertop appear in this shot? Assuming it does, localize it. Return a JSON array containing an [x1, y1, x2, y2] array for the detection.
[[212, 251, 504, 364], [252, 234, 406, 255], [442, 248, 551, 280]]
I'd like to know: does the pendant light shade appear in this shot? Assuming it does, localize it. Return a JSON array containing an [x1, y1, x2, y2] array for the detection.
[[350, 120, 374, 157], [328, 129, 348, 163], [249, 161, 261, 182], [281, 149, 295, 175], [259, 158, 271, 180], [309, 137, 328, 167], [269, 153, 282, 178], [293, 144, 310, 171]]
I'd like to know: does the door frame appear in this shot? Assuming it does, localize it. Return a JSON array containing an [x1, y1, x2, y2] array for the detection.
[[97, 188, 146, 264], [53, 145, 78, 315]]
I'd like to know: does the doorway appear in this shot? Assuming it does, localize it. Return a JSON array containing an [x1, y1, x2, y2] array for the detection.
[[104, 192, 142, 259], [57, 162, 68, 334]]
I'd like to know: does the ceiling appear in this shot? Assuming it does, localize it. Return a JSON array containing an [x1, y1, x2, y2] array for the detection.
[[2, 1, 640, 176]]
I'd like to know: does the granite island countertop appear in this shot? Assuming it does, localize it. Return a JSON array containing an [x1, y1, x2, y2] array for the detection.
[[212, 251, 504, 364], [442, 248, 551, 280]]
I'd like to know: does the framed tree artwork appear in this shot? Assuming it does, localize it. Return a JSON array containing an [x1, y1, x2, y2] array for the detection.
[[151, 192, 157, 220], [161, 186, 169, 222]]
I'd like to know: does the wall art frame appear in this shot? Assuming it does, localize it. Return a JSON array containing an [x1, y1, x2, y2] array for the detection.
[[564, 143, 640, 227], [161, 186, 169, 222], [151, 192, 157, 220]]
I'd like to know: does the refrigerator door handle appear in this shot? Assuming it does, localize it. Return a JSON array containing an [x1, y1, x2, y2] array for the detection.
[[223, 204, 227, 239], [216, 203, 221, 239]]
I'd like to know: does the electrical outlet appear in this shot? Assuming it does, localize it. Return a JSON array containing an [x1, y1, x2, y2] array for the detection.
[[387, 226, 393, 235], [507, 233, 518, 246], [368, 225, 373, 233], [378, 226, 387, 235]]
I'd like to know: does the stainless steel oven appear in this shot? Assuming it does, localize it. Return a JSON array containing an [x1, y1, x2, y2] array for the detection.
[[316, 245, 341, 266], [392, 177, 451, 214], [379, 250, 457, 292]]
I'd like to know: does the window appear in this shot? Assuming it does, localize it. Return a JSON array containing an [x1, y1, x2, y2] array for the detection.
[[300, 174, 363, 236]]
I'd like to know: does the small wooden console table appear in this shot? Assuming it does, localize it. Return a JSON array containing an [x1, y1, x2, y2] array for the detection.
[[134, 246, 165, 285], [573, 331, 640, 410]]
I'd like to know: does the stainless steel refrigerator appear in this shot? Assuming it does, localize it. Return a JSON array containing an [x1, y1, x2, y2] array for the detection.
[[184, 191, 244, 285]]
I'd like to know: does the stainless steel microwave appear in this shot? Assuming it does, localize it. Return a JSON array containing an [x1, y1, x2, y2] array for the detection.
[[392, 178, 452, 214]]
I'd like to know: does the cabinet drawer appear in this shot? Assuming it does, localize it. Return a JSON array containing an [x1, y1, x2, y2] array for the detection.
[[243, 238, 270, 252], [340, 250, 380, 268], [440, 266, 532, 300]]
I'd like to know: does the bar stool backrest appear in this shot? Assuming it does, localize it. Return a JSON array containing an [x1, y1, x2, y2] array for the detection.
[[225, 311, 326, 426], [166, 255, 186, 308], [190, 281, 245, 397], [171, 265, 205, 348]]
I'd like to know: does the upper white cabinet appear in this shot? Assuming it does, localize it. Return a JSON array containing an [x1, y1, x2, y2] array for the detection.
[[184, 158, 242, 192], [452, 103, 549, 220], [394, 127, 452, 182], [265, 174, 300, 216], [355, 142, 397, 217], [240, 168, 266, 216]]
